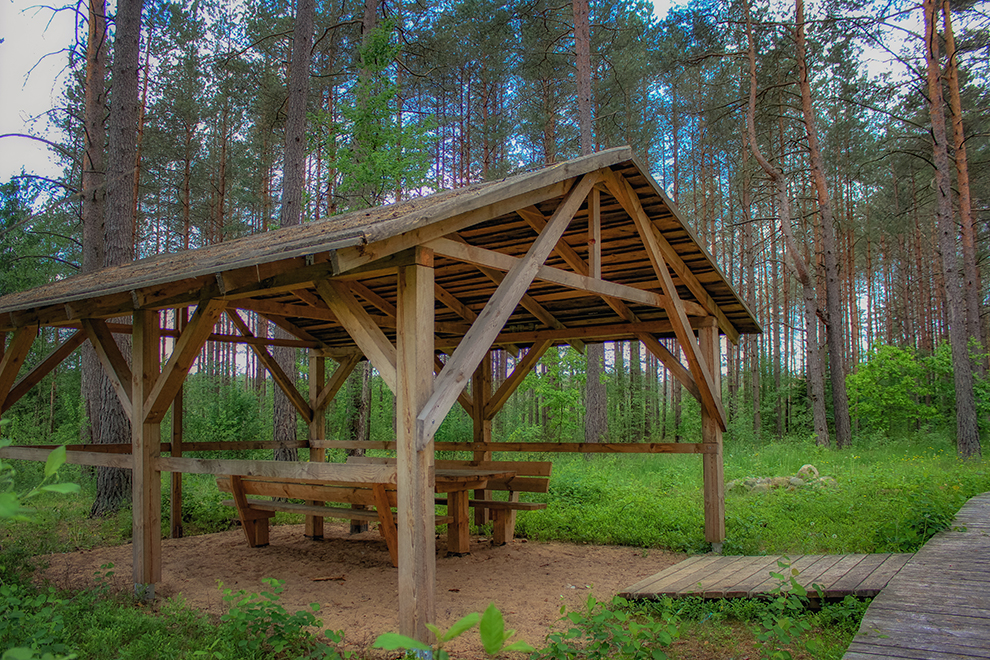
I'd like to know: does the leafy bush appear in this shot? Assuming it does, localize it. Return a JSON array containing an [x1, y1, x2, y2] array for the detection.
[[537, 594, 678, 660], [0, 584, 72, 657]]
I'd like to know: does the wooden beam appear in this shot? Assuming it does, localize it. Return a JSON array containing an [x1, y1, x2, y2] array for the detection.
[[427, 237, 703, 316], [154, 455, 398, 482], [311, 440, 717, 454], [170, 308, 187, 539], [3, 329, 85, 413], [700, 324, 725, 544], [471, 352, 493, 525], [485, 340, 552, 420], [144, 299, 226, 424], [131, 309, 162, 595], [419, 171, 600, 440], [0, 445, 134, 469], [349, 281, 397, 317], [314, 353, 360, 412], [434, 355, 474, 418], [589, 188, 601, 279], [603, 170, 726, 430], [393, 253, 435, 641], [233, 298, 337, 323], [306, 350, 326, 539], [315, 280, 397, 392], [434, 283, 476, 322], [226, 310, 313, 422], [81, 319, 133, 420], [637, 333, 701, 403], [259, 312, 324, 345], [0, 326, 37, 410]]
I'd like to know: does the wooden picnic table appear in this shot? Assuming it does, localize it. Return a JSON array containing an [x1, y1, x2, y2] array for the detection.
[[435, 468, 515, 555]]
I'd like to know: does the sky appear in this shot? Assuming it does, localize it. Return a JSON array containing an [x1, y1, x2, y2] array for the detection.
[[0, 1, 680, 183]]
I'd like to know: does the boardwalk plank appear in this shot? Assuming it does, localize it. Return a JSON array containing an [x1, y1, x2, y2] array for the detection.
[[828, 554, 891, 597], [856, 553, 915, 596], [701, 556, 779, 598]]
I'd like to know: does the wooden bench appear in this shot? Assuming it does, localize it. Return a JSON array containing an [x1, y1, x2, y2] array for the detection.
[[346, 457, 551, 546], [216, 474, 452, 567]]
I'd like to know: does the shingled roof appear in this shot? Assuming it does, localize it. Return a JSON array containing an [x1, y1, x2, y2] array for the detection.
[[0, 147, 760, 347]]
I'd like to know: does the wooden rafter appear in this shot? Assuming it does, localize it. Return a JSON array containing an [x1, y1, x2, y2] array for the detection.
[[418, 171, 601, 441], [314, 353, 360, 412], [81, 319, 133, 420], [448, 234, 586, 352], [637, 333, 700, 402], [3, 330, 85, 413], [259, 312, 323, 345], [426, 237, 703, 316], [602, 170, 726, 430], [0, 326, 38, 411], [314, 280, 397, 391], [484, 339, 552, 420], [144, 299, 226, 424], [226, 310, 313, 422], [233, 298, 336, 323]]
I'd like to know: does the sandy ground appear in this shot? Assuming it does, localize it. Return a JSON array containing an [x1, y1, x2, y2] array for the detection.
[[41, 522, 681, 657]]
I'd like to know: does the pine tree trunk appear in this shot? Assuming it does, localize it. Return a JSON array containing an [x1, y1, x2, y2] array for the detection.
[[744, 0, 829, 446], [795, 0, 851, 447], [91, 0, 143, 517], [922, 0, 981, 458]]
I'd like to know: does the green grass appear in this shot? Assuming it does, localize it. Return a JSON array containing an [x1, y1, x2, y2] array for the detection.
[[2, 432, 987, 658]]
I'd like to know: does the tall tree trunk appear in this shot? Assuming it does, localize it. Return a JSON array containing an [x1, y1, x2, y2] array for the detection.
[[942, 0, 985, 364], [922, 0, 980, 458], [273, 0, 316, 463], [795, 0, 851, 447], [574, 0, 606, 444], [80, 0, 107, 448], [744, 1, 829, 446], [92, 0, 144, 517]]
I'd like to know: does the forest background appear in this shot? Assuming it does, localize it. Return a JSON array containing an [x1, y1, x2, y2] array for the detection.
[[0, 0, 988, 499]]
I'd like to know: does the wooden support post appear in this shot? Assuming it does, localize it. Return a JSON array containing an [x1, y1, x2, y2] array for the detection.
[[171, 309, 187, 539], [699, 323, 725, 547], [306, 350, 326, 539], [132, 309, 162, 598], [472, 352, 492, 525], [589, 187, 601, 279], [396, 248, 435, 642]]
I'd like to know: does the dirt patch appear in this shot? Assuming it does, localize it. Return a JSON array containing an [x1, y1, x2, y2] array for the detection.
[[40, 522, 681, 657]]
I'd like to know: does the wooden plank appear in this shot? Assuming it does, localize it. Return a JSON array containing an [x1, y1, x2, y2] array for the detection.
[[306, 351, 326, 539], [395, 253, 436, 641], [3, 330, 85, 413], [144, 299, 226, 424], [419, 172, 600, 441], [699, 555, 781, 598], [828, 553, 891, 597], [806, 554, 871, 596], [81, 319, 133, 420], [620, 555, 712, 596], [217, 477, 396, 507], [315, 280, 397, 392], [699, 324, 724, 543], [855, 553, 914, 596], [663, 556, 742, 596], [226, 310, 313, 422], [435, 283, 477, 322], [0, 445, 133, 469], [589, 187, 601, 279], [155, 456, 398, 483], [312, 440, 717, 454]]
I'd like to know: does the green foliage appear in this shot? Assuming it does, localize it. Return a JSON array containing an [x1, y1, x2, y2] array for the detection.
[[373, 602, 533, 659], [0, 583, 73, 658], [316, 22, 436, 210], [0, 436, 80, 521], [756, 559, 816, 660], [207, 578, 337, 659], [183, 375, 267, 451], [846, 345, 937, 433], [537, 594, 678, 660]]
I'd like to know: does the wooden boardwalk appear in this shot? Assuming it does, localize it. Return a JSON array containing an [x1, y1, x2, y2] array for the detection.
[[620, 552, 913, 601], [844, 492, 990, 660]]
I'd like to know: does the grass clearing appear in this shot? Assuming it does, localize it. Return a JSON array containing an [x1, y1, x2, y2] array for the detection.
[[1, 432, 986, 658]]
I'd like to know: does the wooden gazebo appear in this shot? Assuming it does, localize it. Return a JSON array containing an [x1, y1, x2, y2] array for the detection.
[[0, 147, 759, 640]]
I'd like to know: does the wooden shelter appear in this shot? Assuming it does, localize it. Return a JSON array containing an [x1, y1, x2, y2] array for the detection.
[[0, 147, 759, 640]]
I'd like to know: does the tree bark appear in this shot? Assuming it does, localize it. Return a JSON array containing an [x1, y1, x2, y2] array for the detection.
[[795, 0, 852, 448], [273, 0, 316, 463], [942, 0, 985, 364], [744, 0, 829, 446], [922, 0, 981, 458], [91, 0, 143, 517], [80, 0, 107, 447]]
